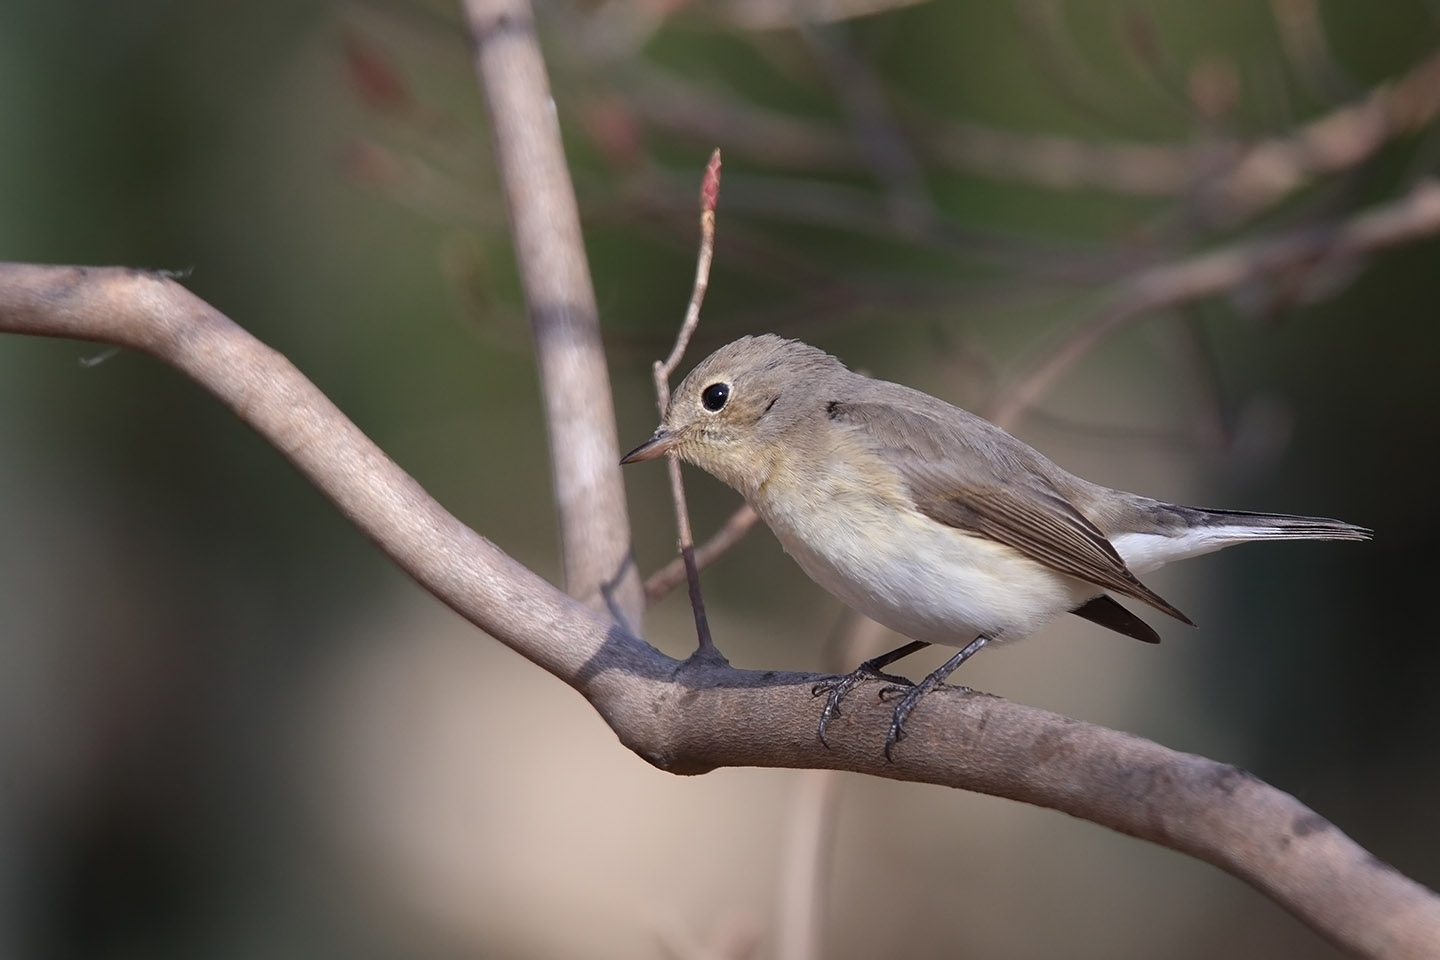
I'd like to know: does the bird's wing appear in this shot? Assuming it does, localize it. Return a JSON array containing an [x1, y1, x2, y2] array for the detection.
[[828, 396, 1192, 624]]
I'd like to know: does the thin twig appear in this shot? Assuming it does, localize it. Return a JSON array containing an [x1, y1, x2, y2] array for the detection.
[[986, 178, 1440, 429], [644, 503, 760, 605], [657, 151, 722, 384], [651, 150, 724, 661]]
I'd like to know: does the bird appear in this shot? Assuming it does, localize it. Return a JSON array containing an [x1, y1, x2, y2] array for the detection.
[[621, 334, 1371, 757]]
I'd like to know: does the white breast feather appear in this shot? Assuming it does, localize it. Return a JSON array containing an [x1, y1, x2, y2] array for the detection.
[[755, 458, 1096, 647]]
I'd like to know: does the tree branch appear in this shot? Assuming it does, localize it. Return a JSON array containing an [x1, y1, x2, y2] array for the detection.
[[2, 262, 1437, 958], [644, 504, 760, 605], [618, 46, 1440, 217], [646, 151, 724, 660], [986, 178, 1440, 428], [464, 0, 644, 630]]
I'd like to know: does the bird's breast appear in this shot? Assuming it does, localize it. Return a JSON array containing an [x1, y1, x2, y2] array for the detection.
[[752, 450, 1093, 645]]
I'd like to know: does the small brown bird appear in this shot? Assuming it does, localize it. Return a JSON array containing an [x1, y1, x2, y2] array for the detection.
[[622, 335, 1370, 756]]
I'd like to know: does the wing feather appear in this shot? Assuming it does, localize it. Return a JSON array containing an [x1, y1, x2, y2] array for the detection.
[[828, 396, 1193, 624]]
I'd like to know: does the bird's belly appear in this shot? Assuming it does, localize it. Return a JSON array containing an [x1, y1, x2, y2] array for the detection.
[[756, 487, 1094, 646]]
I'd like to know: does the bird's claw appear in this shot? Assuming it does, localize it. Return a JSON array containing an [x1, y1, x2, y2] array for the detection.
[[811, 664, 913, 747], [880, 683, 927, 760]]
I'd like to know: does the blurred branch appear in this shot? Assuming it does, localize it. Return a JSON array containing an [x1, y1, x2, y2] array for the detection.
[[613, 66, 852, 170], [1207, 46, 1440, 212], [987, 178, 1440, 428], [464, 0, 645, 631], [1117, 9, 1196, 121], [1015, 0, 1155, 135], [656, 911, 761, 960], [926, 42, 1440, 218], [2, 263, 1438, 958], [773, 615, 884, 960], [614, 164, 1142, 281], [774, 768, 839, 960], [801, 24, 934, 235], [719, 0, 932, 32], [1270, 0, 1354, 103], [618, 47, 1440, 218], [645, 504, 760, 605]]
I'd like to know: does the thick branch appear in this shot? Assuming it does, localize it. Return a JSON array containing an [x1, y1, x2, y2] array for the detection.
[[1, 263, 1437, 958], [464, 0, 644, 630]]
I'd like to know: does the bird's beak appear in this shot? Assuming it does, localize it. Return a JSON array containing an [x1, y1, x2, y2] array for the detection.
[[620, 427, 678, 464]]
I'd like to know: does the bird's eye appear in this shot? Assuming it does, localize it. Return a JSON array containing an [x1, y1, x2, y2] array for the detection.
[[700, 382, 730, 412]]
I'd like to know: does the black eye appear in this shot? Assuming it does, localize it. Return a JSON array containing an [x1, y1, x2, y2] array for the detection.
[[700, 382, 730, 412]]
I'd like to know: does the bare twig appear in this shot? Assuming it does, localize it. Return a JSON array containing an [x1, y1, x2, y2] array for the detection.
[[2, 263, 1438, 957], [651, 150, 725, 661], [464, 0, 645, 630], [644, 504, 760, 605], [986, 178, 1440, 428], [657, 151, 723, 386]]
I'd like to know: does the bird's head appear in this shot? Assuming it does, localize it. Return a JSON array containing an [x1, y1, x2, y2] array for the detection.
[[621, 334, 846, 496]]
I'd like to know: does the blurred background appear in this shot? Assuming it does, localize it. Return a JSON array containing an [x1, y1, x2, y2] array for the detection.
[[2, 0, 1438, 957]]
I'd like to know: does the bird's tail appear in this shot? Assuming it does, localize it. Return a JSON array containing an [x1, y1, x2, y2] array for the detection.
[[1111, 503, 1371, 574], [1188, 507, 1373, 543]]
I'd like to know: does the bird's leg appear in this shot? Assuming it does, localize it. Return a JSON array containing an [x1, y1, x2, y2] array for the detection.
[[879, 635, 989, 761], [812, 639, 930, 746]]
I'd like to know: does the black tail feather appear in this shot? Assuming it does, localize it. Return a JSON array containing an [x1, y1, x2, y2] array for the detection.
[[1071, 595, 1163, 644]]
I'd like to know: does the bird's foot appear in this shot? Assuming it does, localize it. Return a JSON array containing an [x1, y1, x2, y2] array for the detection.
[[877, 634, 991, 760], [877, 675, 948, 761], [811, 661, 913, 747]]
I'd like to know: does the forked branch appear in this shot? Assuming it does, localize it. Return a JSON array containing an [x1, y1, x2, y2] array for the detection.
[[1, 262, 1436, 958]]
